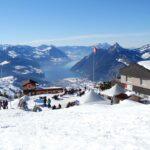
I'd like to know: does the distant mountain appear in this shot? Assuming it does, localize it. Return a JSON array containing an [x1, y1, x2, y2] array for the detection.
[[94, 42, 111, 49], [34, 45, 69, 62], [59, 43, 111, 61], [138, 44, 150, 59], [0, 44, 69, 85], [71, 43, 144, 81], [59, 46, 92, 61], [0, 48, 46, 85]]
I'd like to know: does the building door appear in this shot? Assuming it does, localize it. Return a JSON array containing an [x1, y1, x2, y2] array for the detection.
[[127, 84, 133, 91]]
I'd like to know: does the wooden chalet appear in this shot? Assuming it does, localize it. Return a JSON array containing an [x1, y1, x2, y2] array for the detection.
[[23, 80, 64, 96]]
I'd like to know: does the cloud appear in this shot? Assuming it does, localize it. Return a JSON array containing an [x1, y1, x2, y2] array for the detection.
[[9, 32, 150, 46]]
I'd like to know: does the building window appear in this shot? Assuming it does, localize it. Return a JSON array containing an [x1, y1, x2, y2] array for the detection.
[[140, 78, 143, 85], [126, 76, 128, 82]]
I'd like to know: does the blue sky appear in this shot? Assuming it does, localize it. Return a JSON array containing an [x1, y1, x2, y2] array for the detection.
[[0, 0, 150, 47]]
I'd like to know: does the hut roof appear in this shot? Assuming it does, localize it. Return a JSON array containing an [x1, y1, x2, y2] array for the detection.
[[120, 63, 150, 79], [23, 79, 37, 86]]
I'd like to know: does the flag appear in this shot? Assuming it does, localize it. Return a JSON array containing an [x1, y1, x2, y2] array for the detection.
[[93, 47, 97, 54]]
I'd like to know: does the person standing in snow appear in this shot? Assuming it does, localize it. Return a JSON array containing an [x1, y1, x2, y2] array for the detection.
[[43, 97, 47, 107], [5, 100, 8, 109], [2, 100, 6, 109], [58, 104, 61, 109], [0, 101, 2, 110], [48, 98, 51, 108]]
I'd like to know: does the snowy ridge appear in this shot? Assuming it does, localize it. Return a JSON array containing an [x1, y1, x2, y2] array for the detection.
[[139, 44, 150, 52]]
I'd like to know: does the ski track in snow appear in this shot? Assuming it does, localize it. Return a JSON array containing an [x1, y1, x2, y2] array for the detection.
[[0, 98, 150, 150]]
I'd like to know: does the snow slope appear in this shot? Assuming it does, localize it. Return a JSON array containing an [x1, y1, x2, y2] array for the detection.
[[0, 92, 150, 150]]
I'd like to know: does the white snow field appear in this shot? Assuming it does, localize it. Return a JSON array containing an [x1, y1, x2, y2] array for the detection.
[[0, 92, 150, 150]]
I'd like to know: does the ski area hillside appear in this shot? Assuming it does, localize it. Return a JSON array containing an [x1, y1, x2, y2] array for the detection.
[[0, 92, 150, 150]]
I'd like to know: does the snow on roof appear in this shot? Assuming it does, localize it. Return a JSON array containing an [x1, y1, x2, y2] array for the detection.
[[138, 60, 150, 70], [101, 84, 125, 97], [37, 86, 63, 90], [80, 90, 105, 103]]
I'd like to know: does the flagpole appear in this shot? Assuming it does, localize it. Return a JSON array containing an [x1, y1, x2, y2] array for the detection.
[[93, 50, 96, 82], [93, 52, 94, 82]]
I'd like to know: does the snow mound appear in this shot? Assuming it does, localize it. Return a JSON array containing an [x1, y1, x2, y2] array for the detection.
[[101, 84, 125, 97], [80, 90, 105, 104]]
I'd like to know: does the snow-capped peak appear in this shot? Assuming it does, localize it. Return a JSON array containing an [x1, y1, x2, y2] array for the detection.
[[113, 42, 122, 49], [139, 44, 150, 52], [95, 42, 111, 49]]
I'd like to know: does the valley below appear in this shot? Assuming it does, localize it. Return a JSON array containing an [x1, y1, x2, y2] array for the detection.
[[40, 60, 80, 84]]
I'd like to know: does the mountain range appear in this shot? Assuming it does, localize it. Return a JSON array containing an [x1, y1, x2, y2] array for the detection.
[[0, 43, 149, 85], [71, 43, 150, 81], [0, 45, 69, 86]]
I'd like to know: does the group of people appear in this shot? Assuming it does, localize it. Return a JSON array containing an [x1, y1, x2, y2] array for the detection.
[[52, 104, 62, 110], [0, 100, 8, 110], [40, 96, 52, 108], [38, 96, 80, 110], [39, 96, 62, 110]]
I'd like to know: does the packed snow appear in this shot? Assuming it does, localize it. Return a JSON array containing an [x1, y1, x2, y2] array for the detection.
[[0, 90, 150, 150]]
